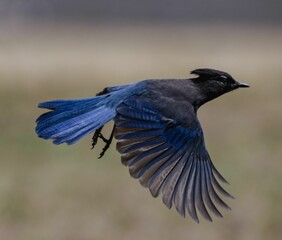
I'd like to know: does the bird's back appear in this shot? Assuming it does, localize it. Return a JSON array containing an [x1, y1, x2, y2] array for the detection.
[[136, 79, 199, 127]]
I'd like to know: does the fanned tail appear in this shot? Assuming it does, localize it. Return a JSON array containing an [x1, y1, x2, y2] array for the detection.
[[36, 95, 116, 145]]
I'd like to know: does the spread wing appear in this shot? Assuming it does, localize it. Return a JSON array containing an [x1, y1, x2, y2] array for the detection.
[[114, 98, 233, 222]]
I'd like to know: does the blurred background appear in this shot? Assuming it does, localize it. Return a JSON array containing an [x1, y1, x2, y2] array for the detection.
[[0, 1, 281, 239]]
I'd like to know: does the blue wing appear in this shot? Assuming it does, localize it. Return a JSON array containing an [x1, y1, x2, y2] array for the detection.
[[114, 98, 233, 222]]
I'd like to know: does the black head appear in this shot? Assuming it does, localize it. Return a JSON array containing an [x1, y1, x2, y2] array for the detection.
[[190, 68, 249, 107]]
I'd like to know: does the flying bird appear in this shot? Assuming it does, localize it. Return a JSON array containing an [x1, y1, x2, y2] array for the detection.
[[35, 68, 249, 222]]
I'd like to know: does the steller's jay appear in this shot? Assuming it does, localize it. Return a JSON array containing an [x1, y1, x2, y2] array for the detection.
[[36, 68, 249, 222]]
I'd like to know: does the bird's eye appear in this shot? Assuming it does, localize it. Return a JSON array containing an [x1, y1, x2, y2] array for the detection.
[[217, 75, 228, 86], [217, 81, 225, 86]]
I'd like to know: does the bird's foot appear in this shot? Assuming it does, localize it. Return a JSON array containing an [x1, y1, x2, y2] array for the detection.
[[91, 125, 115, 158]]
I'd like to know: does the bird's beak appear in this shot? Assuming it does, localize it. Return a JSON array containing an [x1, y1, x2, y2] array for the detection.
[[238, 82, 250, 88]]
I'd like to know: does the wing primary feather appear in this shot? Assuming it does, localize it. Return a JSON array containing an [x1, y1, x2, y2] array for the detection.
[[204, 162, 231, 210], [161, 153, 187, 209], [173, 151, 194, 217], [139, 148, 174, 187], [195, 160, 212, 221], [119, 140, 168, 165], [117, 136, 165, 153], [210, 166, 235, 199], [128, 142, 170, 167], [129, 143, 171, 178], [211, 161, 230, 184], [200, 161, 223, 218], [185, 156, 199, 223], [148, 150, 183, 197]]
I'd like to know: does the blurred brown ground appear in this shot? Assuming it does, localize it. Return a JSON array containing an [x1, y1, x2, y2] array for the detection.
[[0, 23, 281, 240]]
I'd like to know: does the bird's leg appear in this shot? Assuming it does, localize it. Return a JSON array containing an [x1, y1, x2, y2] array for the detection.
[[91, 124, 115, 158], [98, 132, 108, 143], [91, 126, 104, 149], [98, 124, 115, 159]]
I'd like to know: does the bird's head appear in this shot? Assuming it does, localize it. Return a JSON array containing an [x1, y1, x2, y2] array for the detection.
[[190, 68, 249, 107]]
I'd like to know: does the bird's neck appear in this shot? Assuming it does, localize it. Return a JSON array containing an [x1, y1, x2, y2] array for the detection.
[[189, 80, 224, 109]]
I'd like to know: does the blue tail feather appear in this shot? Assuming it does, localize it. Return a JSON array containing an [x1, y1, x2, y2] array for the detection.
[[38, 106, 106, 137], [36, 95, 116, 144], [55, 109, 116, 145], [37, 96, 105, 110], [36, 82, 145, 145]]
